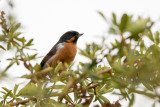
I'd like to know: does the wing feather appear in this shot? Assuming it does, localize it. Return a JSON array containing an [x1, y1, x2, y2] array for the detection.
[[40, 43, 58, 68]]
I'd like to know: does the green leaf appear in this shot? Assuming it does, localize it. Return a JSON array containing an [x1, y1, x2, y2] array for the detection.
[[3, 90, 12, 101], [119, 14, 128, 32], [74, 92, 78, 103], [20, 74, 32, 79], [54, 85, 65, 89], [95, 95, 103, 105], [126, 18, 149, 40], [26, 39, 34, 46], [34, 63, 41, 72], [142, 82, 153, 91], [108, 27, 118, 34], [2, 87, 13, 97], [0, 45, 6, 50], [15, 37, 26, 43], [15, 98, 23, 101], [3, 61, 15, 72], [112, 12, 117, 25], [2, 87, 10, 92], [97, 11, 107, 22], [0, 34, 5, 41], [152, 101, 156, 107], [65, 94, 73, 104], [129, 94, 135, 107], [29, 101, 34, 107], [154, 31, 159, 44], [10, 23, 21, 33], [7, 42, 11, 50], [147, 30, 154, 41], [131, 90, 156, 99], [13, 32, 21, 37], [18, 82, 40, 97], [99, 95, 110, 103], [13, 84, 19, 95], [28, 53, 38, 60], [77, 99, 82, 104], [54, 62, 63, 75], [0, 91, 6, 95]]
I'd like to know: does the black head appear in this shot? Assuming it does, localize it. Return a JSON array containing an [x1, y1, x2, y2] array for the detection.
[[59, 30, 83, 43]]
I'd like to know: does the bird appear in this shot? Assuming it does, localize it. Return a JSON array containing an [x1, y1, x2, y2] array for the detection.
[[40, 30, 83, 70]]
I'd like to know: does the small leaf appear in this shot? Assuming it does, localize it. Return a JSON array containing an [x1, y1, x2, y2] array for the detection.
[[119, 14, 128, 32], [112, 12, 117, 25], [34, 63, 41, 72], [0, 45, 6, 50], [18, 82, 40, 97], [26, 39, 34, 46], [3, 61, 15, 72], [97, 11, 107, 22], [99, 95, 110, 103], [11, 23, 21, 33], [152, 101, 156, 107], [2, 87, 10, 93], [7, 42, 11, 50], [129, 94, 135, 107], [126, 18, 149, 40], [13, 84, 19, 95], [3, 90, 12, 101], [28, 54, 38, 60], [15, 37, 26, 43], [65, 94, 73, 104], [2, 87, 13, 97], [13, 32, 21, 37], [142, 82, 153, 91], [0, 91, 6, 95], [54, 85, 65, 89], [29, 101, 34, 107], [154, 31, 159, 44], [54, 62, 63, 74], [147, 30, 154, 41], [20, 74, 32, 79], [96, 95, 103, 105]]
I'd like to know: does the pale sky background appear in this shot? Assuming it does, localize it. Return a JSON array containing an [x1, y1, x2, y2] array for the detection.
[[0, 0, 160, 107]]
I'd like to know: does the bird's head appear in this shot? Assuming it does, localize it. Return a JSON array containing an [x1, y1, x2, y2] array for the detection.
[[59, 30, 83, 43]]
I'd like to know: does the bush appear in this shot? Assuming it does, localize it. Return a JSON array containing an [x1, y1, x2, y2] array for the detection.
[[0, 10, 160, 107]]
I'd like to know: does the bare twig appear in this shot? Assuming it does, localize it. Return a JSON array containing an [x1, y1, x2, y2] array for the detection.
[[87, 82, 93, 86], [20, 57, 32, 71], [20, 56, 38, 83], [5, 97, 37, 107], [98, 68, 112, 74], [88, 83, 100, 89]]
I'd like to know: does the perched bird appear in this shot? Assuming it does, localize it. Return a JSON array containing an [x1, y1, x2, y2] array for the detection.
[[40, 30, 83, 70]]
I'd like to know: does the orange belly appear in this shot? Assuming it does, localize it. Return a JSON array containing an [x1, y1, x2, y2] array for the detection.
[[50, 42, 77, 65]]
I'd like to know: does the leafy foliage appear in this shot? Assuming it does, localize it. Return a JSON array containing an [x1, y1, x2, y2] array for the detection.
[[0, 10, 160, 107]]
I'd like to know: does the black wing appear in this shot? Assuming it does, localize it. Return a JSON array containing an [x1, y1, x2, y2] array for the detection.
[[40, 43, 58, 69]]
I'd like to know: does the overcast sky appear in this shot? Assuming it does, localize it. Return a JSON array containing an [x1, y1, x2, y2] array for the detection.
[[0, 0, 160, 107]]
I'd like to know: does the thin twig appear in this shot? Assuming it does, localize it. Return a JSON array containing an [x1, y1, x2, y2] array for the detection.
[[98, 68, 112, 74], [87, 82, 93, 86], [20, 57, 38, 83], [88, 83, 100, 89], [5, 97, 37, 107]]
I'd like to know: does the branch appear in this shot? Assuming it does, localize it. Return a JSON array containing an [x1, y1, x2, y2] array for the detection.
[[64, 96, 75, 106], [20, 57, 38, 83], [88, 83, 100, 89], [5, 97, 37, 107], [20, 57, 32, 71], [98, 68, 112, 74]]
